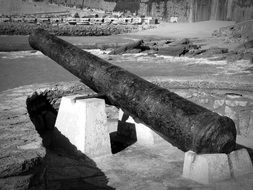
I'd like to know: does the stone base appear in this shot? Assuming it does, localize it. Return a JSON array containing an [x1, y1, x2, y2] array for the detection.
[[229, 148, 253, 177], [55, 96, 111, 158], [183, 149, 253, 184], [118, 109, 164, 146]]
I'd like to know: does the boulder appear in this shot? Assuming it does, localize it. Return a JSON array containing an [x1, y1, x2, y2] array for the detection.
[[157, 44, 190, 56], [109, 40, 143, 55]]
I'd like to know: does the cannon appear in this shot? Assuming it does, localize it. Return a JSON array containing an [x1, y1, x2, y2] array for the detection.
[[29, 29, 236, 154]]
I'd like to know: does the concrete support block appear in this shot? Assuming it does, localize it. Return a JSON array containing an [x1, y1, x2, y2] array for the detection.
[[229, 148, 253, 177], [182, 151, 231, 184], [55, 96, 111, 158], [118, 109, 164, 146], [183, 149, 253, 184]]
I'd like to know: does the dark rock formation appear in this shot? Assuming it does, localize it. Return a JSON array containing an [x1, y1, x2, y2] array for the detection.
[[109, 39, 143, 55]]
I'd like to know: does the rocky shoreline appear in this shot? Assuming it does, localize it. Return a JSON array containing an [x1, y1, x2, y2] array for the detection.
[[107, 37, 253, 63]]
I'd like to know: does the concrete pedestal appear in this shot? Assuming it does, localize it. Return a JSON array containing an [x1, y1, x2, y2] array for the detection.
[[229, 148, 253, 177], [118, 109, 164, 146], [55, 95, 111, 158], [183, 149, 253, 184], [182, 151, 231, 184]]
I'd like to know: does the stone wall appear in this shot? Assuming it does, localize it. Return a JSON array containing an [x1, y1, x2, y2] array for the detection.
[[172, 89, 253, 138], [0, 22, 147, 36]]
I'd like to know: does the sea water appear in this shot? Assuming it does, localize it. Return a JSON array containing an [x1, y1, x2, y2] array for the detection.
[[0, 49, 251, 92]]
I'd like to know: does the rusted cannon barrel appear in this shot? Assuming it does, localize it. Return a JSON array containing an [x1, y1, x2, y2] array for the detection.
[[29, 29, 236, 154]]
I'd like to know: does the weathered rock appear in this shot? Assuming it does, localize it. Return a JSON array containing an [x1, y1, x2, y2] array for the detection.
[[125, 48, 142, 54], [169, 38, 191, 46], [237, 39, 253, 49], [109, 40, 143, 55], [203, 47, 228, 55], [157, 45, 190, 56]]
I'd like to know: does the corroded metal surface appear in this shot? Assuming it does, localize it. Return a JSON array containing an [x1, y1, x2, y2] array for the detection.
[[29, 28, 236, 153]]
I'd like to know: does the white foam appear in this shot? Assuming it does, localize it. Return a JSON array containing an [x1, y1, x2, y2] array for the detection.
[[83, 49, 110, 55], [155, 54, 228, 65], [0, 51, 43, 59]]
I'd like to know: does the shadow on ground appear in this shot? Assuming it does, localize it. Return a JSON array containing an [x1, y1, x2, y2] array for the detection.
[[26, 93, 115, 190]]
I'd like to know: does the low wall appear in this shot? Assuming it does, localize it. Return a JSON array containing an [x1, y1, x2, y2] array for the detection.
[[0, 22, 146, 36], [172, 88, 253, 138]]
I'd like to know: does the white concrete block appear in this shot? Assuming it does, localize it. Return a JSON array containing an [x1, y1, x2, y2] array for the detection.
[[55, 96, 111, 158], [183, 151, 231, 184], [118, 109, 164, 146], [229, 148, 253, 177]]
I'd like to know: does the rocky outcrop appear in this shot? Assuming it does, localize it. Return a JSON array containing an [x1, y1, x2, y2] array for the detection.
[[108, 38, 199, 57], [212, 20, 253, 43], [108, 39, 143, 55], [108, 37, 253, 62]]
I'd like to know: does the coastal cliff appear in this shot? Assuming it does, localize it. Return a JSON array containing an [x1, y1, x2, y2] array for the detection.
[[53, 0, 253, 22], [1, 0, 252, 22]]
